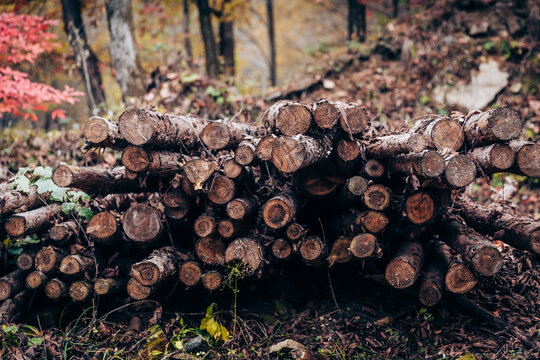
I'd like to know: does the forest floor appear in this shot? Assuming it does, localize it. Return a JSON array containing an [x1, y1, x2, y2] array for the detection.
[[1, 1, 539, 359]]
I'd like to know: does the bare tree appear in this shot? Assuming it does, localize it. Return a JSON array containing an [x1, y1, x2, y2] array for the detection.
[[348, 0, 366, 43], [183, 0, 193, 66], [196, 0, 220, 77], [218, 0, 235, 78], [266, 0, 276, 86]]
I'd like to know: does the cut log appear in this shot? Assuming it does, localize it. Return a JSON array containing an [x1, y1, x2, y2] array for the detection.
[[510, 141, 540, 177], [470, 143, 514, 174], [163, 189, 190, 220], [336, 139, 360, 163], [86, 211, 119, 246], [44, 278, 68, 300], [363, 184, 391, 211], [49, 220, 78, 244], [412, 116, 464, 151], [265, 100, 313, 136], [297, 236, 328, 265], [131, 247, 178, 286], [26, 271, 48, 289], [418, 263, 444, 306], [59, 255, 95, 276], [121, 147, 180, 173], [405, 190, 448, 225], [271, 239, 293, 261], [327, 237, 352, 266], [123, 204, 163, 246], [218, 219, 247, 238], [223, 159, 245, 180], [0, 187, 44, 216], [226, 196, 258, 220], [385, 242, 424, 289], [256, 134, 277, 161], [444, 154, 476, 188], [433, 240, 477, 294], [179, 261, 202, 286], [83, 116, 127, 150], [362, 159, 385, 179], [0, 270, 25, 301], [443, 216, 504, 276], [195, 237, 225, 266], [200, 121, 259, 150], [94, 278, 123, 296], [262, 191, 299, 229], [117, 107, 211, 148], [35, 246, 65, 273], [225, 237, 264, 274], [350, 233, 380, 259], [201, 271, 223, 291], [69, 281, 92, 302], [455, 196, 540, 254], [364, 133, 427, 159], [286, 223, 306, 241], [335, 102, 370, 137], [194, 212, 218, 238], [390, 150, 445, 178], [5, 203, 62, 237], [271, 134, 332, 173], [339, 176, 368, 203], [127, 278, 153, 300], [464, 107, 522, 146], [52, 165, 131, 193], [359, 210, 389, 233], [235, 138, 260, 166], [207, 174, 236, 205], [313, 99, 340, 130], [16, 251, 36, 271], [183, 158, 218, 190]]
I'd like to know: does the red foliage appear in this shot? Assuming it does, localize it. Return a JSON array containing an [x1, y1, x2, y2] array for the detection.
[[0, 12, 83, 120]]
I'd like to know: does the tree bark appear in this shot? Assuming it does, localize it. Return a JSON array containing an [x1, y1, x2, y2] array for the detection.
[[266, 0, 276, 86], [390, 150, 445, 178], [86, 211, 119, 246], [411, 116, 464, 151], [121, 147, 181, 174], [0, 187, 45, 216], [385, 242, 424, 289], [127, 277, 153, 300], [418, 263, 444, 306], [0, 290, 29, 323], [218, 0, 235, 77], [225, 237, 264, 274], [364, 133, 427, 159], [105, 0, 144, 99], [444, 154, 476, 188], [196, 0, 220, 77], [179, 261, 202, 286], [131, 247, 178, 286], [272, 134, 332, 173], [348, 0, 366, 43], [0, 270, 25, 301], [470, 143, 514, 174], [183, 0, 193, 65], [262, 191, 299, 229], [122, 204, 163, 246], [5, 204, 62, 237], [83, 117, 127, 150], [52, 165, 133, 193], [49, 220, 78, 245], [510, 141, 540, 177], [464, 107, 522, 146], [433, 240, 477, 294], [195, 237, 225, 266]]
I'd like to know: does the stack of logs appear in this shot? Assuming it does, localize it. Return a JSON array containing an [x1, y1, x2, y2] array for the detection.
[[1, 100, 539, 322]]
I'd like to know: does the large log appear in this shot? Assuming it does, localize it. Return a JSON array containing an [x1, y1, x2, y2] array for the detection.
[[335, 102, 370, 137], [59, 255, 95, 277], [404, 190, 448, 225], [265, 100, 313, 136], [52, 165, 131, 193], [131, 247, 178, 286], [49, 220, 78, 244], [5, 203, 62, 237], [464, 107, 522, 146], [256, 134, 277, 161], [433, 240, 477, 294], [510, 141, 540, 177], [86, 211, 119, 246], [455, 197, 540, 254], [364, 133, 427, 159], [470, 143, 514, 174], [222, 159, 245, 181], [444, 154, 476, 188], [271, 134, 332, 173], [385, 242, 424, 289], [418, 263, 444, 306], [35, 246, 66, 273], [195, 237, 225, 266], [200, 121, 259, 150], [121, 147, 180, 173], [225, 237, 264, 274], [0, 187, 44, 216], [262, 191, 299, 229], [390, 150, 445, 178], [412, 116, 464, 151], [122, 204, 163, 246], [83, 116, 127, 150], [313, 99, 340, 130], [0, 270, 25, 301]]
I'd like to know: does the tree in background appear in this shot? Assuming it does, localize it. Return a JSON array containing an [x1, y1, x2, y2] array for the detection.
[[0, 12, 83, 122], [218, 0, 235, 78], [196, 0, 220, 77], [106, 0, 144, 101], [266, 0, 276, 86], [348, 0, 366, 43], [183, 0, 193, 66], [61, 0, 106, 115]]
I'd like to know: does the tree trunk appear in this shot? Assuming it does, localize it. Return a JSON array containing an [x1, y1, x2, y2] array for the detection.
[[83, 117, 127, 150], [266, 0, 276, 86], [219, 1, 235, 77], [385, 242, 424, 289], [286, 223, 306, 241], [0, 290, 29, 323], [335, 102, 370, 137], [348, 0, 366, 43], [195, 237, 225, 266], [469, 143, 514, 174], [364, 133, 427, 159], [94, 278, 123, 296], [105, 0, 144, 100], [16, 251, 36, 271], [433, 240, 477, 294], [464, 107, 522, 147], [225, 237, 264, 274], [127, 278, 153, 300], [411, 116, 464, 151], [271, 134, 332, 173], [183, 0, 193, 65], [61, 0, 106, 114], [5, 204, 62, 237], [262, 191, 299, 229], [218, 219, 247, 238], [207, 174, 236, 205], [265, 101, 313, 136], [122, 204, 163, 246], [339, 176, 368, 205], [121, 147, 181, 174], [362, 159, 385, 179], [393, 0, 399, 17], [256, 134, 277, 161], [196, 0, 220, 77], [131, 247, 178, 286], [163, 190, 191, 220]]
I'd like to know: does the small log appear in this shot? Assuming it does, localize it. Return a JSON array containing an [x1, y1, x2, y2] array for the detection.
[[359, 210, 389, 233], [5, 203, 62, 237], [226, 196, 258, 220], [336, 139, 360, 163], [262, 191, 299, 229], [59, 255, 95, 277], [313, 99, 340, 130], [364, 133, 427, 159], [265, 100, 313, 136], [223, 159, 245, 180], [179, 261, 202, 286], [123, 204, 163, 246], [412, 116, 464, 151], [464, 107, 522, 146], [335, 102, 370, 137], [256, 134, 277, 161], [0, 187, 44, 216], [510, 141, 540, 177], [455, 196, 540, 254], [69, 281, 92, 302], [443, 216, 504, 276], [183, 158, 218, 190], [350, 233, 380, 259], [0, 270, 25, 301], [418, 263, 445, 306], [52, 165, 130, 193], [35, 246, 65, 273], [286, 223, 306, 241], [363, 184, 391, 211], [297, 236, 328, 265], [86, 211, 119, 246], [339, 176, 368, 203], [201, 271, 223, 291], [362, 159, 385, 179], [44, 278, 68, 300], [16, 251, 36, 271], [26, 271, 48, 289], [195, 237, 225, 266], [433, 240, 476, 294], [207, 174, 236, 205], [163, 189, 190, 220], [470, 143, 514, 174], [218, 219, 247, 238], [194, 212, 218, 238], [94, 278, 123, 296], [235, 138, 260, 166], [200, 121, 259, 150], [405, 190, 448, 225], [127, 278, 153, 300], [390, 150, 445, 178], [271, 239, 293, 261], [49, 220, 78, 244], [131, 247, 178, 286], [271, 134, 332, 173], [83, 116, 127, 149], [225, 237, 264, 274], [385, 242, 424, 289], [327, 237, 352, 266], [0, 290, 29, 323], [121, 146, 180, 173], [444, 154, 476, 188]]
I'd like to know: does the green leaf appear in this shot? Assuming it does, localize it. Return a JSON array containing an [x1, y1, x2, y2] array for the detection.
[[11, 176, 30, 193], [420, 95, 430, 105], [67, 190, 91, 202], [34, 178, 55, 195], [33, 166, 46, 177], [3, 325, 18, 335], [216, 96, 225, 105], [50, 186, 67, 202], [484, 39, 494, 51], [457, 354, 476, 360], [7, 247, 23, 257], [76, 207, 93, 221], [62, 202, 76, 214], [172, 340, 183, 350], [27, 337, 43, 346]]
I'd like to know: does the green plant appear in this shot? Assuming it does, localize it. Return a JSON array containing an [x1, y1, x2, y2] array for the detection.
[[1, 324, 44, 349], [223, 262, 248, 338], [200, 303, 229, 342], [417, 307, 434, 324]]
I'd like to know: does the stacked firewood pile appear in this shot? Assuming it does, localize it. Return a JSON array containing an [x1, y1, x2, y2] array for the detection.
[[1, 100, 539, 322]]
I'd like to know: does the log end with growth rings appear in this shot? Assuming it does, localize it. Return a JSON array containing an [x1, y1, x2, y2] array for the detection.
[[271, 239, 293, 260], [87, 211, 118, 245], [486, 107, 522, 141], [271, 137, 308, 173], [405, 192, 435, 225], [5, 216, 26, 237], [52, 164, 74, 187], [127, 278, 152, 300], [445, 263, 477, 294], [488, 143, 515, 171], [83, 117, 110, 144], [70, 281, 91, 302], [262, 197, 294, 229], [26, 271, 47, 289], [350, 233, 377, 258], [122, 146, 150, 173], [276, 104, 312, 136], [179, 261, 202, 286], [207, 175, 236, 205], [225, 238, 264, 274], [445, 155, 476, 188], [314, 100, 340, 129], [45, 278, 67, 300], [298, 236, 326, 263], [118, 108, 156, 146], [201, 122, 231, 150], [471, 245, 503, 276], [202, 271, 222, 291], [432, 118, 464, 151], [131, 263, 161, 286], [516, 142, 540, 177], [123, 204, 163, 245], [419, 150, 445, 178], [16, 253, 33, 271], [195, 237, 225, 266]]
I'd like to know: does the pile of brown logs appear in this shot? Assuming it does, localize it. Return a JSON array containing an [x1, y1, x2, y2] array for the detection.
[[1, 100, 539, 322]]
